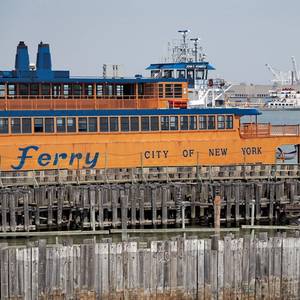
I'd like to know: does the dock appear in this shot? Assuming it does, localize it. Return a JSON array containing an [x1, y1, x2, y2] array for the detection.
[[0, 164, 299, 232]]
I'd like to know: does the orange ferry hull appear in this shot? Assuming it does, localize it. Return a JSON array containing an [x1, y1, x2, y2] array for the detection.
[[1, 131, 299, 171]]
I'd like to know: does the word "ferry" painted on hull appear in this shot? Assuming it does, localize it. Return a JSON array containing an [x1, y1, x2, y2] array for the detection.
[[12, 146, 99, 170]]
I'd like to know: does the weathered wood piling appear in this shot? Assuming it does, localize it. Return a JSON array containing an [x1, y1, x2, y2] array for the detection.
[[0, 178, 300, 232], [0, 164, 299, 231], [1, 233, 300, 299]]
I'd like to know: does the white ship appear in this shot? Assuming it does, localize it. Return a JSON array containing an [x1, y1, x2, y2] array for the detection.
[[266, 87, 300, 109]]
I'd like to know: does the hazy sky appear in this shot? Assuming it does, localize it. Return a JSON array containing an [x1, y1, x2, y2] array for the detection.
[[1, 0, 300, 84]]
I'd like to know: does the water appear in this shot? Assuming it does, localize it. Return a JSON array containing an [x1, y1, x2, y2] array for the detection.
[[242, 109, 300, 124]]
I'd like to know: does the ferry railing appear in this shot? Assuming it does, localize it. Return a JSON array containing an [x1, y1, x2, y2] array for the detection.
[[0, 164, 299, 187], [1, 94, 186, 110], [240, 123, 300, 137]]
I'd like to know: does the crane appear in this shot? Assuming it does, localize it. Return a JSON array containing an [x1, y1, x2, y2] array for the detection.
[[291, 56, 299, 83], [265, 63, 284, 84]]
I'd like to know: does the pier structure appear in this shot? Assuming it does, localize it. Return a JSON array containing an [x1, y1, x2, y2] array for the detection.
[[0, 164, 300, 232]]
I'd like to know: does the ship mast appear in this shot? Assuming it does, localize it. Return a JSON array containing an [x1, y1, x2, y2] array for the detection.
[[177, 29, 190, 62], [190, 38, 199, 62]]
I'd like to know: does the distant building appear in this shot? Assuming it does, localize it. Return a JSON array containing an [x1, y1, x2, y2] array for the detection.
[[226, 84, 272, 100]]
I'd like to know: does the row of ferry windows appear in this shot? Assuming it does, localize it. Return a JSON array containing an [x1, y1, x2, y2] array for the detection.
[[0, 115, 233, 134], [0, 83, 182, 98]]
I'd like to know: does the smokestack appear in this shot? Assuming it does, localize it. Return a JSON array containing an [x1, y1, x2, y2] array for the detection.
[[36, 42, 52, 71], [15, 41, 30, 71]]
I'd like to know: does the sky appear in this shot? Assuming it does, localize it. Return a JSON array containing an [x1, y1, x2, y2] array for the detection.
[[1, 0, 300, 84]]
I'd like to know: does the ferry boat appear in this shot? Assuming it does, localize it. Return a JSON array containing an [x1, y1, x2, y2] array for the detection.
[[0, 41, 300, 171]]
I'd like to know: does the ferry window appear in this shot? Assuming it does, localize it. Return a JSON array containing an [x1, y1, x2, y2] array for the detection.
[[8, 84, 16, 96], [0, 118, 8, 134], [150, 116, 159, 131], [170, 116, 178, 130], [121, 117, 130, 132], [96, 85, 103, 97], [52, 84, 61, 97], [45, 118, 54, 133], [159, 84, 164, 98], [41, 84, 51, 96], [0, 85, 5, 98], [67, 117, 76, 132], [180, 116, 188, 130], [34, 118, 44, 133], [116, 85, 124, 96], [30, 84, 39, 96], [164, 70, 173, 78], [189, 116, 197, 130], [226, 115, 233, 129], [177, 70, 185, 78], [138, 84, 144, 95], [161, 116, 169, 131], [196, 70, 204, 80], [110, 117, 119, 132], [141, 117, 150, 131], [78, 117, 88, 132], [151, 70, 160, 78], [199, 116, 207, 130], [22, 118, 32, 133], [208, 116, 215, 130], [63, 84, 70, 97], [88, 117, 98, 132], [107, 85, 113, 96], [100, 117, 109, 132], [19, 83, 29, 96], [217, 115, 225, 129], [130, 117, 139, 131], [11, 118, 21, 133], [85, 84, 94, 97], [187, 70, 194, 81], [56, 117, 66, 132], [165, 84, 173, 98], [73, 84, 82, 97], [174, 84, 182, 98]]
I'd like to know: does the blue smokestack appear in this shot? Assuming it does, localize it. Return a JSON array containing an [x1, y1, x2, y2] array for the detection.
[[15, 41, 30, 71], [36, 42, 52, 70]]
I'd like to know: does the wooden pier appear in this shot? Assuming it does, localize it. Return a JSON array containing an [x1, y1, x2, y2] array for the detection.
[[1, 233, 300, 299], [0, 164, 299, 232]]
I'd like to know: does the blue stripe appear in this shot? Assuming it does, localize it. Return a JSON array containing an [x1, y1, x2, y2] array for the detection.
[[0, 108, 260, 117]]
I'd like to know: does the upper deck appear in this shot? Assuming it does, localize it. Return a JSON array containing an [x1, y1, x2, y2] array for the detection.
[[0, 42, 188, 110]]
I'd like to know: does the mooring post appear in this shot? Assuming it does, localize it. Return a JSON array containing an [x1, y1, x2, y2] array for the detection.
[[181, 201, 189, 239], [214, 195, 221, 236], [251, 199, 255, 239], [121, 194, 128, 241]]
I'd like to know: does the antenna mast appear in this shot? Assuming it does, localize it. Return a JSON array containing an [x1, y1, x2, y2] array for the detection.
[[190, 38, 199, 61], [178, 29, 190, 62]]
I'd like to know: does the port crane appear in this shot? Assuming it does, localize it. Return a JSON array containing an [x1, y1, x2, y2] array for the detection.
[[266, 57, 300, 85]]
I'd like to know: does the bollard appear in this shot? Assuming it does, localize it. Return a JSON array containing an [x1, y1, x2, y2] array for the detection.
[[214, 195, 221, 235], [251, 199, 256, 239]]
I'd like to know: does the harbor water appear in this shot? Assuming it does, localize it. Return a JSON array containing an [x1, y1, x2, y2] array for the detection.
[[244, 109, 300, 124]]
